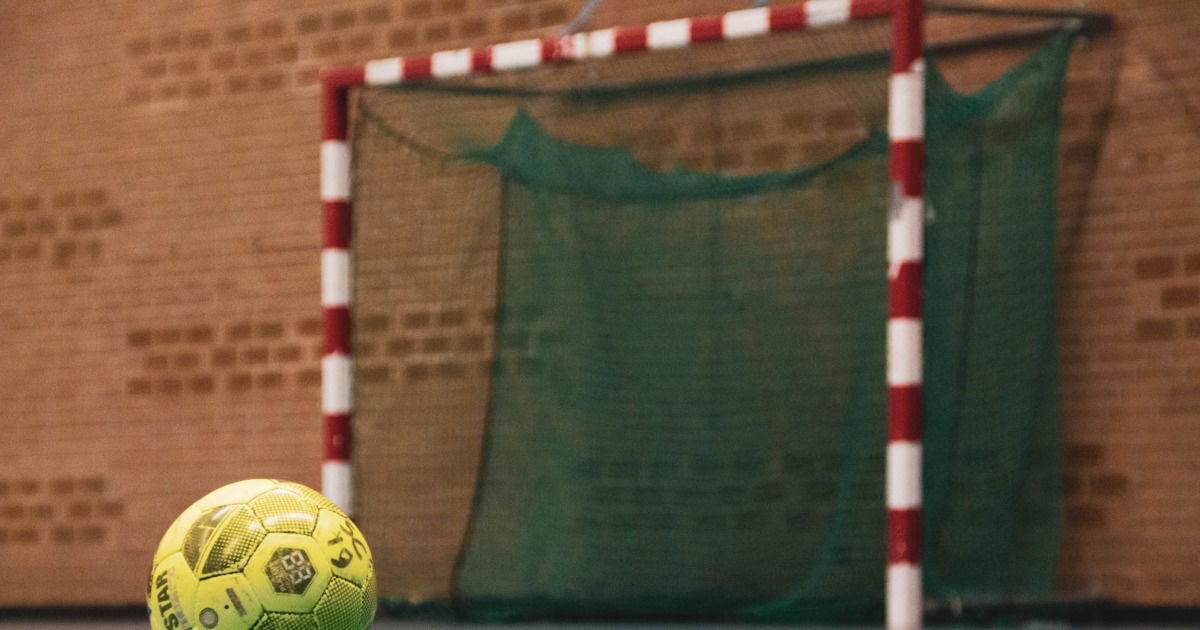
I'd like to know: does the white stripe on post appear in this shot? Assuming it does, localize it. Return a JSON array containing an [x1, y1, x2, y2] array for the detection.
[[560, 33, 587, 60], [492, 39, 544, 70], [889, 66, 926, 142], [805, 0, 853, 27], [321, 354, 353, 415], [648, 19, 692, 49], [722, 7, 770, 39], [364, 57, 403, 85], [432, 48, 474, 78], [321, 249, 352, 307], [586, 28, 617, 58], [887, 319, 922, 386], [322, 460, 353, 514], [888, 195, 924, 276], [887, 442, 922, 509], [887, 564, 923, 630], [320, 141, 351, 201]]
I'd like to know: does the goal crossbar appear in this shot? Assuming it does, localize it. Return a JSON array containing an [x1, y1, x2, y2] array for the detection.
[[319, 1, 924, 628]]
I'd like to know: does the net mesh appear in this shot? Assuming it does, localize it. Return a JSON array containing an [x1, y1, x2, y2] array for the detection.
[[349, 26, 1073, 623]]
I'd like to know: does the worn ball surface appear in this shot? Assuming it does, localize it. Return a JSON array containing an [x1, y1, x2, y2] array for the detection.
[[148, 479, 376, 630]]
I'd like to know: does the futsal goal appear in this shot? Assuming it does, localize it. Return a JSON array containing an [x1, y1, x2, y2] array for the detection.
[[318, 1, 1088, 626]]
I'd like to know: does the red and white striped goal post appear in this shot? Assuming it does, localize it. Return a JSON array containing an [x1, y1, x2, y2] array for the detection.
[[320, 1, 924, 628]]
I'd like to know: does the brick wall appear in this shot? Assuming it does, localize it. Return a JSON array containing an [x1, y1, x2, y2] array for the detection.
[[1049, 0, 1200, 605], [0, 0, 1196, 609]]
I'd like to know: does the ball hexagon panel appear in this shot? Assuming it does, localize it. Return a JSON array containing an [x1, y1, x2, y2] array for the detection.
[[245, 533, 332, 613], [266, 548, 318, 595], [193, 480, 279, 511], [249, 489, 319, 535], [193, 572, 264, 630], [278, 481, 342, 514]]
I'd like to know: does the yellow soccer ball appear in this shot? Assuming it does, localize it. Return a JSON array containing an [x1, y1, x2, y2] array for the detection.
[[148, 479, 376, 629]]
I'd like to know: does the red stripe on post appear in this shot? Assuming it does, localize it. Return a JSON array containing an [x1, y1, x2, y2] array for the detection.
[[768, 4, 807, 32], [324, 413, 353, 460], [888, 508, 921, 564], [320, 85, 349, 142], [323, 201, 352, 249], [690, 15, 724, 42], [890, 140, 923, 197], [403, 56, 433, 81], [542, 38, 569, 63], [891, 0, 924, 72], [320, 67, 365, 140], [324, 306, 352, 355], [888, 261, 922, 318], [850, 0, 895, 20], [472, 48, 493, 72], [321, 65, 367, 90], [888, 386, 921, 441], [319, 66, 360, 139], [614, 26, 648, 53]]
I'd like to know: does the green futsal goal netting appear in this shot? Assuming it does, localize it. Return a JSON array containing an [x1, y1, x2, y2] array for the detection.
[[345, 22, 1073, 624]]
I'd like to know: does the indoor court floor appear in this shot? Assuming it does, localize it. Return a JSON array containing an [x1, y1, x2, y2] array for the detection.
[[2, 619, 1197, 630]]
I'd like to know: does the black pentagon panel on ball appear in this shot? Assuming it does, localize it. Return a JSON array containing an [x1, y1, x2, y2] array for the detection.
[[248, 489, 319, 535], [250, 612, 319, 630], [265, 548, 317, 595], [199, 506, 267, 577]]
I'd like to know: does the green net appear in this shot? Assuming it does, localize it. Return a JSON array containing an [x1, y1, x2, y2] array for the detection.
[[350, 29, 1073, 623]]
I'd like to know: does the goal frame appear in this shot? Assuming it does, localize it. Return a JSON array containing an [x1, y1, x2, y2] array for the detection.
[[319, 1, 925, 627]]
